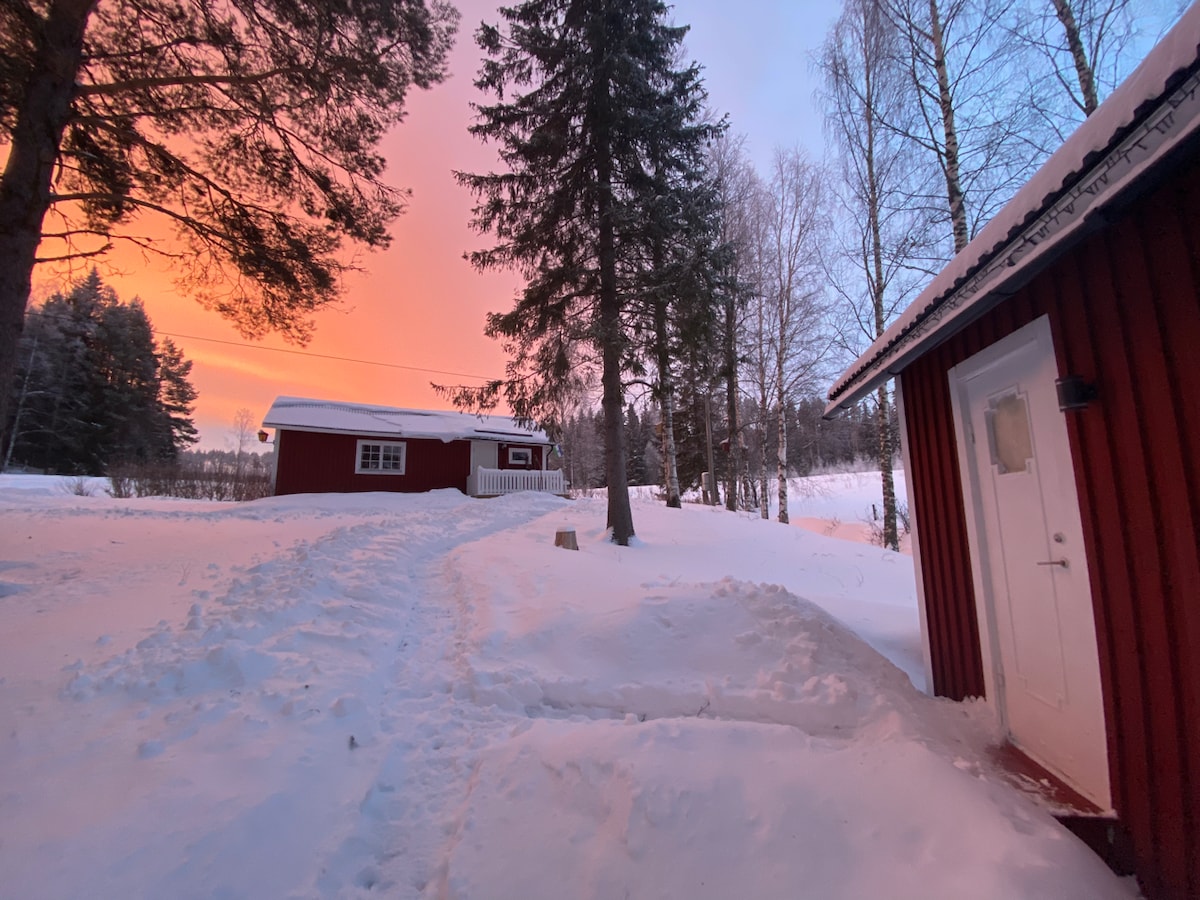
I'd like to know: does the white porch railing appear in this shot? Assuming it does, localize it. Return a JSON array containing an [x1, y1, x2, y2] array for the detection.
[[468, 466, 566, 497]]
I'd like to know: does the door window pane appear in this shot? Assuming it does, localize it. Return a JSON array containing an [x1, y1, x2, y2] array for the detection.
[[986, 392, 1033, 475]]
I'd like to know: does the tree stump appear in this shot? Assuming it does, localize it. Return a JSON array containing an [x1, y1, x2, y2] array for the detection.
[[554, 527, 578, 550]]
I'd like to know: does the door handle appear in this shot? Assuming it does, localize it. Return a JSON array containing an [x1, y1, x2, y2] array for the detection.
[[1036, 558, 1069, 569]]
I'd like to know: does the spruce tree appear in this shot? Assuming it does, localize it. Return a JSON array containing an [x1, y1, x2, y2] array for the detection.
[[14, 271, 110, 472], [87, 297, 160, 468], [5, 271, 198, 472], [637, 136, 726, 509], [155, 338, 199, 457], [450, 0, 715, 544]]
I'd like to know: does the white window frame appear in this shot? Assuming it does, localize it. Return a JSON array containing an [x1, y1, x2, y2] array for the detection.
[[507, 447, 533, 466], [355, 439, 406, 475]]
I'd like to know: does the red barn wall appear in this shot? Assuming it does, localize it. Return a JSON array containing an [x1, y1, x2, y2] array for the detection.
[[273, 430, 472, 495], [899, 156, 1200, 899]]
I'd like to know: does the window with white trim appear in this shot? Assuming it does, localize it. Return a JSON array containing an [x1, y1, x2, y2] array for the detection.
[[508, 447, 533, 466], [355, 440, 406, 474]]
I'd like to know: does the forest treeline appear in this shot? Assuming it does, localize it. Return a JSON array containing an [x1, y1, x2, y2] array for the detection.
[[559, 398, 898, 500], [4, 272, 199, 475]]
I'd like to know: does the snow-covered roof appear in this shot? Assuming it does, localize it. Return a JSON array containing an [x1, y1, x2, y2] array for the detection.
[[261, 396, 552, 444], [826, 5, 1200, 416]]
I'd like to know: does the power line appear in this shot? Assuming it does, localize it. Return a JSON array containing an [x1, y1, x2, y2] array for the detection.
[[22, 307, 496, 382], [154, 330, 496, 382]]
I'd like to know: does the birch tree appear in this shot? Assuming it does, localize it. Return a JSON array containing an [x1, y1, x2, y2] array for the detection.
[[739, 151, 829, 523], [708, 134, 758, 512], [733, 169, 773, 519], [746, 201, 773, 521], [1049, 0, 1102, 114], [884, 0, 1037, 253], [761, 149, 829, 525], [820, 0, 928, 550], [1010, 0, 1180, 140]]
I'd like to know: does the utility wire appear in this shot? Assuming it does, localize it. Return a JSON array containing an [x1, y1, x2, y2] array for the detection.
[[154, 330, 495, 382], [22, 307, 495, 382]]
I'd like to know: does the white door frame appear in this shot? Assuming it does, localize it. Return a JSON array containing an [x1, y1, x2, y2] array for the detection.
[[948, 315, 1111, 808]]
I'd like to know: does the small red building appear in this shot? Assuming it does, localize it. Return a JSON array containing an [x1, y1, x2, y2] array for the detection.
[[261, 396, 562, 497], [827, 11, 1199, 900]]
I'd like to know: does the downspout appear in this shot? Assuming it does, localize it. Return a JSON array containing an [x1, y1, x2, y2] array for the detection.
[[269, 430, 281, 496]]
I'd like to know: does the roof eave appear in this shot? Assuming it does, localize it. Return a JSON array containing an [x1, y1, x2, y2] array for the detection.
[[261, 422, 551, 444], [260, 396, 552, 444]]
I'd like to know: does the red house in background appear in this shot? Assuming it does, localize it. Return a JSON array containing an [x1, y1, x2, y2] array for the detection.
[[261, 396, 563, 498], [827, 11, 1199, 900]]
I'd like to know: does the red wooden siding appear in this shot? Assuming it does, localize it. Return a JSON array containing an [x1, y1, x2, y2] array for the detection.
[[273, 430, 472, 495], [899, 347, 983, 701], [899, 157, 1200, 900]]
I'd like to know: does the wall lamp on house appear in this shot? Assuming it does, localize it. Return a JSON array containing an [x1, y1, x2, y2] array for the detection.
[[257, 429, 274, 444], [1056, 375, 1099, 411]]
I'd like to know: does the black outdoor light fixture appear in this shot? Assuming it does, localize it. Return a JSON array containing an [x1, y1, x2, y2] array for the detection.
[[1056, 375, 1099, 411], [257, 429, 271, 443]]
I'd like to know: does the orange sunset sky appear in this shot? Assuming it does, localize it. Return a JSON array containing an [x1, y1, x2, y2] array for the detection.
[[30, 0, 838, 450]]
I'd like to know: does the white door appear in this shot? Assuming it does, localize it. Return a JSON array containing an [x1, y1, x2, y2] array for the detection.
[[951, 316, 1110, 808], [470, 441, 498, 473]]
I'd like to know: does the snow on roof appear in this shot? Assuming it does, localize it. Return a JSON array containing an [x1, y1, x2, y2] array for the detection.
[[261, 396, 552, 444], [826, 5, 1200, 415]]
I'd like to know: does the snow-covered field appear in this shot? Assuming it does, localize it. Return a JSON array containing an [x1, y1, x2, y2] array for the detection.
[[0, 475, 1133, 899]]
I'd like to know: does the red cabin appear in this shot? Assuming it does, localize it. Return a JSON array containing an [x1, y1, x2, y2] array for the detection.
[[827, 12, 1200, 900], [261, 396, 562, 498]]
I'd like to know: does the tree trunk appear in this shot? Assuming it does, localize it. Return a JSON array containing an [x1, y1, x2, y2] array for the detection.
[[724, 297, 741, 511], [651, 240, 681, 508], [877, 385, 899, 550], [775, 329, 789, 525], [592, 36, 633, 545], [755, 296, 770, 520], [928, 0, 968, 253], [776, 400, 789, 524], [1051, 0, 1099, 115], [758, 413, 770, 520], [703, 392, 718, 506], [0, 0, 98, 458], [600, 280, 633, 542], [3, 333, 39, 469], [659, 381, 681, 508], [864, 87, 899, 552]]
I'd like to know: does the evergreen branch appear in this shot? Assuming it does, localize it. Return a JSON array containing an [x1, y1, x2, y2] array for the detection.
[[76, 67, 296, 99]]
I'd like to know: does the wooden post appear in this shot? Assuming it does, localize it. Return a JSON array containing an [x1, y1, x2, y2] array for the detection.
[[554, 527, 578, 550]]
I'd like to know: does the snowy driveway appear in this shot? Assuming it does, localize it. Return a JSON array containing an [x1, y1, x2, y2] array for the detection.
[[0, 483, 1133, 899]]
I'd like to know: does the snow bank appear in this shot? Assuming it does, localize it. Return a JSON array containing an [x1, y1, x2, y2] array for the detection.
[[447, 717, 1116, 900]]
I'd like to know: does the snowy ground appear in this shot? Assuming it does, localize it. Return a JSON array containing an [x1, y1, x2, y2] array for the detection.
[[0, 475, 1134, 899]]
